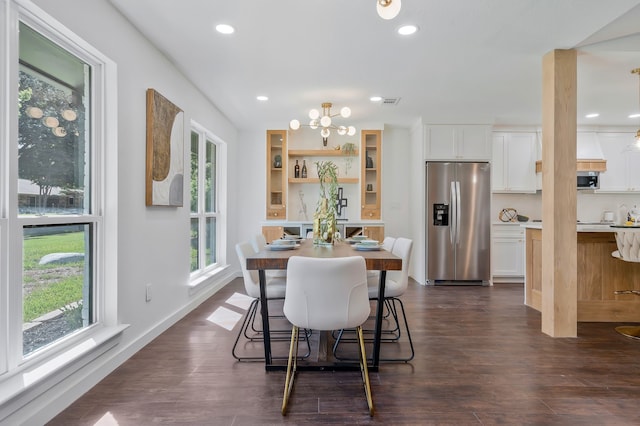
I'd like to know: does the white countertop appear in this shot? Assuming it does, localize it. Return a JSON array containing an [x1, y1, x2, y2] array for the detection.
[[520, 222, 621, 232]]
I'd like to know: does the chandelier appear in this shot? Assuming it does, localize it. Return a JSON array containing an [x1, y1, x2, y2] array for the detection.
[[289, 102, 356, 138], [377, 0, 401, 20], [632, 68, 640, 149]]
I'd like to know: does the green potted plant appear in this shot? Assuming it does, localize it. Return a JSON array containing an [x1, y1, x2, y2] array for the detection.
[[313, 160, 339, 245], [341, 142, 357, 175]]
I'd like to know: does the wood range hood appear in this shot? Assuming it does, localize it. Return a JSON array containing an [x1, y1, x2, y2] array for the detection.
[[534, 132, 606, 173]]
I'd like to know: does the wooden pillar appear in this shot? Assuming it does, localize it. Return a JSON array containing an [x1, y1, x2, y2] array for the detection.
[[541, 49, 577, 337]]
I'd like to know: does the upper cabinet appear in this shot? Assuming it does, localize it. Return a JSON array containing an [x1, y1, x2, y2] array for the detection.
[[492, 132, 537, 193], [597, 132, 640, 192], [266, 130, 287, 220], [361, 130, 382, 219], [424, 125, 491, 160]]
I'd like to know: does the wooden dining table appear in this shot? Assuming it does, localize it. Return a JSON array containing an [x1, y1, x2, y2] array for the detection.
[[246, 239, 402, 372]]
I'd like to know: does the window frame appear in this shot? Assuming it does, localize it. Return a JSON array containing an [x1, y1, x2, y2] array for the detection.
[[189, 120, 227, 282], [0, 0, 119, 385]]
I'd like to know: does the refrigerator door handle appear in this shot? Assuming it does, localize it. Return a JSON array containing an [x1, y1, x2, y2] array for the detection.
[[455, 181, 461, 245], [450, 181, 456, 245]]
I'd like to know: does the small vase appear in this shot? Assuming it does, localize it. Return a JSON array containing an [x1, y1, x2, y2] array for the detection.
[[366, 151, 374, 169], [313, 198, 336, 245]]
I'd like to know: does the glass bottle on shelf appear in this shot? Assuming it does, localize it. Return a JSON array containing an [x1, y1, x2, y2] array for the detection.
[[294, 160, 300, 178], [301, 160, 307, 178]]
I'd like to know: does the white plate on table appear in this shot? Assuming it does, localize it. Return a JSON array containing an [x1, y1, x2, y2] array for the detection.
[[354, 243, 381, 251], [269, 245, 297, 251], [271, 239, 297, 246]]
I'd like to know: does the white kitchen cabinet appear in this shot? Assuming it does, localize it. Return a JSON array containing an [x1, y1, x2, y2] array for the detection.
[[597, 132, 640, 192], [424, 125, 491, 160], [492, 224, 525, 282], [492, 132, 537, 193]]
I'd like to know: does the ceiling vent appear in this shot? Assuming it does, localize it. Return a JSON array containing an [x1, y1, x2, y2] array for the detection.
[[382, 97, 400, 106]]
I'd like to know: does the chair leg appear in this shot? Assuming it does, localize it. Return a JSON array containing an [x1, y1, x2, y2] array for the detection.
[[333, 297, 414, 363], [391, 297, 415, 362], [234, 300, 311, 362], [232, 299, 259, 360], [357, 325, 374, 416], [282, 325, 299, 415]]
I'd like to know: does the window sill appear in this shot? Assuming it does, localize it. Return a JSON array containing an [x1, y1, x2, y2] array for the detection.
[[0, 324, 128, 417], [189, 264, 232, 295]]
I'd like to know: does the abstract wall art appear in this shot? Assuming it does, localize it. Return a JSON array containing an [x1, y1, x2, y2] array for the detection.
[[146, 88, 184, 206]]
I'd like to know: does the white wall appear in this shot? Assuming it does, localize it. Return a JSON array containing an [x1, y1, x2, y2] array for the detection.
[[408, 120, 425, 282], [11, 1, 240, 423], [380, 126, 412, 240]]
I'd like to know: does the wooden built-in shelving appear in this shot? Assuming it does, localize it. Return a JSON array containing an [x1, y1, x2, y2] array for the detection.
[[288, 177, 359, 184], [288, 149, 358, 157]]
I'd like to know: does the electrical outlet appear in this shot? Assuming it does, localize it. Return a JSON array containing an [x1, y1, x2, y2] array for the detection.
[[145, 283, 152, 302]]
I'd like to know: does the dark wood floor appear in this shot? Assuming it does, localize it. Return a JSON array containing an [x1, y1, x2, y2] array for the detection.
[[49, 280, 640, 425]]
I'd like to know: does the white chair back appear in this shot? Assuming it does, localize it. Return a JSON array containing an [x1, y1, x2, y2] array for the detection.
[[381, 236, 395, 251], [384, 237, 413, 297], [235, 242, 261, 298], [614, 231, 640, 262], [236, 241, 287, 299], [250, 234, 267, 253], [284, 256, 370, 331]]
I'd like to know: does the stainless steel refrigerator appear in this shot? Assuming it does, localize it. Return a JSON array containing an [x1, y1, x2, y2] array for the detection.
[[425, 161, 491, 285]]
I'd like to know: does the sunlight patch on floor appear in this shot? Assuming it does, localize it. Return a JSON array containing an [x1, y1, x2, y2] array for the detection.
[[207, 306, 243, 331], [225, 292, 254, 310]]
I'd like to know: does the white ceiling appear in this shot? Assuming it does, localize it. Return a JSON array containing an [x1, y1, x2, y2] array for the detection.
[[109, 0, 640, 131]]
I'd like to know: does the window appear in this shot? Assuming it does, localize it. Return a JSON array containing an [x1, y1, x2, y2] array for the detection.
[[16, 21, 96, 357], [190, 122, 226, 277], [1, 2, 116, 382]]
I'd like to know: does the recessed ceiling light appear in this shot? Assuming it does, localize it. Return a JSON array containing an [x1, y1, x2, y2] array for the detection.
[[256, 95, 268, 101], [370, 96, 383, 102], [585, 113, 599, 118], [629, 113, 640, 118], [215, 24, 235, 35], [397, 25, 418, 36]]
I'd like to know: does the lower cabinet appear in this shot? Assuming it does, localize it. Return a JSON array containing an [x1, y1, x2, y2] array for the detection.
[[362, 225, 384, 242], [261, 226, 284, 243], [262, 223, 384, 244], [492, 224, 524, 282]]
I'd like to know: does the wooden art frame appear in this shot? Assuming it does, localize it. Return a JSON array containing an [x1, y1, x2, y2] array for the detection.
[[145, 88, 184, 206]]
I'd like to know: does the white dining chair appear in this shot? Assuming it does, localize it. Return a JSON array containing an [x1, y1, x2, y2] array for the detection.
[[232, 242, 304, 361], [611, 230, 640, 340], [281, 256, 374, 416], [250, 233, 287, 278], [367, 236, 396, 278], [334, 237, 414, 362]]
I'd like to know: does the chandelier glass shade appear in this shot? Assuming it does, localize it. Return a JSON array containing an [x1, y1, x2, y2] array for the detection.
[[289, 102, 356, 137], [377, 0, 401, 20]]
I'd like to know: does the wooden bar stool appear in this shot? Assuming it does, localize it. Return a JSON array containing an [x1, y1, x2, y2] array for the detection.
[[611, 230, 640, 340]]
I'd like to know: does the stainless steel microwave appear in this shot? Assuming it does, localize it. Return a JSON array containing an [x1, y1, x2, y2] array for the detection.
[[577, 171, 599, 189]]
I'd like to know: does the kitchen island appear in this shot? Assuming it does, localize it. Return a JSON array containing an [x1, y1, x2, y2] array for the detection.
[[523, 223, 640, 322]]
